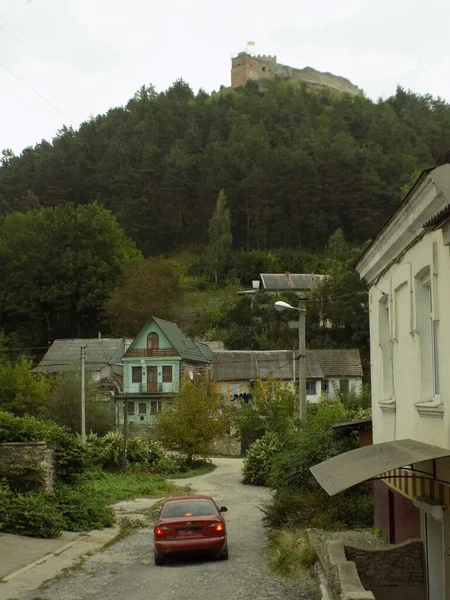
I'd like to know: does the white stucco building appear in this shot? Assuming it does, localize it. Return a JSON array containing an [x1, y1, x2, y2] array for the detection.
[[312, 164, 450, 600], [357, 164, 450, 600]]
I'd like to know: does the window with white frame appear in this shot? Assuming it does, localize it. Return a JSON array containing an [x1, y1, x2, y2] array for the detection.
[[306, 380, 316, 395], [433, 319, 440, 396], [378, 295, 393, 401], [415, 267, 439, 401]]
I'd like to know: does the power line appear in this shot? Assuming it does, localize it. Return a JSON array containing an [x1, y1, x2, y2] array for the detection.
[[0, 60, 78, 126], [0, 346, 51, 352]]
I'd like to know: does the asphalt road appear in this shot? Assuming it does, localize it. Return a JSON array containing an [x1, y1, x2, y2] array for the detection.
[[23, 458, 319, 600]]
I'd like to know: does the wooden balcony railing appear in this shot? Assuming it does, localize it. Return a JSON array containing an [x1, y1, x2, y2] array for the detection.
[[124, 348, 178, 358]]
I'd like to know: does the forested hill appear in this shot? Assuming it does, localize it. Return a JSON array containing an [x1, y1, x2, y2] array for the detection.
[[2, 79, 450, 255]]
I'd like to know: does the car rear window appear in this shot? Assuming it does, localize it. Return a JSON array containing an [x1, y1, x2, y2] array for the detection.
[[160, 500, 217, 518]]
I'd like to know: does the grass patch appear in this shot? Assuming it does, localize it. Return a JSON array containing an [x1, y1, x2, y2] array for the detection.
[[268, 529, 317, 579], [39, 556, 87, 590], [168, 461, 217, 479], [78, 471, 179, 504]]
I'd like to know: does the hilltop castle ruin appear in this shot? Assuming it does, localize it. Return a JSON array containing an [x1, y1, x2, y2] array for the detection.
[[231, 52, 362, 96]]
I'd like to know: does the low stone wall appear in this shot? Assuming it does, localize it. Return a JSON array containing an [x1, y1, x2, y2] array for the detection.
[[0, 441, 56, 490], [345, 539, 424, 587], [212, 434, 241, 456], [326, 540, 375, 600], [307, 530, 375, 599]]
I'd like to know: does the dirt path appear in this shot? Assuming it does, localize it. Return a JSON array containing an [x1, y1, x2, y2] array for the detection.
[[22, 458, 318, 600]]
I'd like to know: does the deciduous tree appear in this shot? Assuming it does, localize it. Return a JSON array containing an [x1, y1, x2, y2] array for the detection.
[[0, 203, 141, 345], [0, 357, 50, 417], [155, 381, 226, 465], [103, 258, 183, 336], [46, 367, 115, 435]]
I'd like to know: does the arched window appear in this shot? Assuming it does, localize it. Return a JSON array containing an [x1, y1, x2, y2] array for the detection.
[[147, 332, 159, 351]]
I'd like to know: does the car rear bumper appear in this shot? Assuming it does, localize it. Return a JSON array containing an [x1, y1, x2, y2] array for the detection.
[[155, 536, 226, 555]]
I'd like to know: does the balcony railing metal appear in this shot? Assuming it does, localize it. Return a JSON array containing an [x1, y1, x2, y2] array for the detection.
[[124, 348, 178, 358]]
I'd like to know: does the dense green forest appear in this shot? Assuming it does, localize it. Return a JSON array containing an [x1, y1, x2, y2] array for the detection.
[[2, 80, 450, 255], [2, 77, 450, 357]]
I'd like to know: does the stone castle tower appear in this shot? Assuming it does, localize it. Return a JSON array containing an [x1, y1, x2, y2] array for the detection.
[[231, 52, 362, 96]]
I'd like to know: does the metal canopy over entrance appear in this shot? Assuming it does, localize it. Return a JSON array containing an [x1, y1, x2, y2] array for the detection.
[[310, 439, 450, 496]]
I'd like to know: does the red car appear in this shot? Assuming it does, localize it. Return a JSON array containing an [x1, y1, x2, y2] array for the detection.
[[152, 495, 228, 565]]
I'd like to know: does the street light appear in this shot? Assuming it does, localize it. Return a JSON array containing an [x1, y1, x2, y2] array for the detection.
[[274, 300, 307, 422]]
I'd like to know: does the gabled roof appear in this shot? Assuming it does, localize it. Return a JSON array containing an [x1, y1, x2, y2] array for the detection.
[[311, 349, 364, 377], [212, 349, 363, 381], [33, 338, 127, 373], [212, 350, 294, 381], [125, 317, 213, 364]]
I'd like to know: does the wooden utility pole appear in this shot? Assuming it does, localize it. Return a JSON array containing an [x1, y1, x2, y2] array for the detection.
[[80, 345, 87, 443]]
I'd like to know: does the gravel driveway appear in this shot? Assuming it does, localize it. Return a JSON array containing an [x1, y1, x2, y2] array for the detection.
[[23, 458, 318, 600]]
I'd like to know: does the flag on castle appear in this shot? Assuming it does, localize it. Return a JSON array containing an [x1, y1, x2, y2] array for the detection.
[[247, 41, 255, 47]]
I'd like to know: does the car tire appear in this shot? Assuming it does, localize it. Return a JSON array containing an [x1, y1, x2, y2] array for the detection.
[[217, 544, 229, 560], [154, 552, 165, 566]]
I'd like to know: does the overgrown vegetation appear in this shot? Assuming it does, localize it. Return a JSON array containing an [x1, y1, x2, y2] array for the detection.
[[267, 529, 317, 578], [46, 367, 115, 435], [239, 385, 373, 532], [0, 412, 184, 538], [0, 411, 85, 483], [85, 431, 184, 474]]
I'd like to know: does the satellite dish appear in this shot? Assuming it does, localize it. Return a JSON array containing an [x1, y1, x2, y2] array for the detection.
[[189, 370, 194, 381]]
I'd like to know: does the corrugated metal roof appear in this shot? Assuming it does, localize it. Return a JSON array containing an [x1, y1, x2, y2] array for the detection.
[[260, 273, 325, 291], [212, 349, 362, 381], [305, 350, 324, 378], [33, 338, 126, 373], [312, 349, 363, 377], [212, 350, 294, 381], [152, 317, 213, 363], [311, 439, 450, 496]]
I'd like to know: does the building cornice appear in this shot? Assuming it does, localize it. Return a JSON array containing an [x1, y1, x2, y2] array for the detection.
[[356, 166, 450, 284]]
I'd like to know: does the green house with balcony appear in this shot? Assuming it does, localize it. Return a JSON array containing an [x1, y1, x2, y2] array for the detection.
[[118, 317, 213, 425]]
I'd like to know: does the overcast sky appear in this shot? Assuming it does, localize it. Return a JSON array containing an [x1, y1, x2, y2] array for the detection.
[[1, 0, 450, 154]]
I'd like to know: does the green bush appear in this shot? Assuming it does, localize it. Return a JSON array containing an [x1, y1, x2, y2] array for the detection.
[[0, 411, 86, 482], [262, 485, 373, 531], [0, 481, 64, 538], [242, 433, 281, 486], [85, 432, 184, 473], [270, 400, 362, 491], [85, 432, 122, 469], [55, 486, 115, 532]]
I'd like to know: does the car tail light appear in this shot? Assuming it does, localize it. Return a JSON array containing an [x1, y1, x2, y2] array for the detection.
[[207, 522, 224, 533], [155, 526, 170, 536]]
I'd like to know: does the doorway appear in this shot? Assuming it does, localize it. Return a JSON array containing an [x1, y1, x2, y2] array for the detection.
[[147, 366, 158, 392], [388, 489, 396, 544]]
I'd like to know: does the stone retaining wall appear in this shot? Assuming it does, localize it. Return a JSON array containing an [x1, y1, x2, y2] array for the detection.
[[345, 539, 424, 587], [212, 434, 241, 456], [0, 441, 56, 490], [307, 530, 375, 600]]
